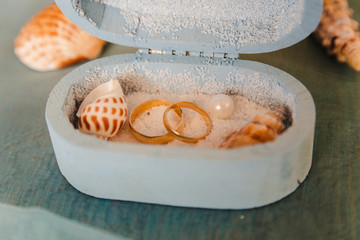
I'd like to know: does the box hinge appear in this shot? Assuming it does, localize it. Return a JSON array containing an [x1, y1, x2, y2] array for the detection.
[[137, 48, 239, 59]]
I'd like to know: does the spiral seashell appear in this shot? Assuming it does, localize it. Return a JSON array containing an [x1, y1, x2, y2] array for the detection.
[[14, 3, 106, 71], [78, 80, 128, 139], [220, 105, 292, 149]]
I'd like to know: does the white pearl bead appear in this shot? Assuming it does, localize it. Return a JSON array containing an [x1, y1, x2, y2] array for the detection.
[[208, 94, 235, 119]]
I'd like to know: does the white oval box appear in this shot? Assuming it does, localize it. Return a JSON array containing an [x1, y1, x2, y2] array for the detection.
[[46, 0, 321, 209]]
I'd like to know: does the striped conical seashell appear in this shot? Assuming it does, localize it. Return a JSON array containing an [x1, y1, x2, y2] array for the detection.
[[78, 80, 128, 139], [14, 3, 106, 71], [78, 95, 127, 139]]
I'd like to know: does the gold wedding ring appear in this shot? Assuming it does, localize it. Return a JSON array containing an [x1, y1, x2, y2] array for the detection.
[[129, 100, 183, 144], [163, 101, 212, 143]]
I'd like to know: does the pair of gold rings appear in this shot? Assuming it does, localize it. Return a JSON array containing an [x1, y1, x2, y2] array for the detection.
[[129, 100, 212, 144]]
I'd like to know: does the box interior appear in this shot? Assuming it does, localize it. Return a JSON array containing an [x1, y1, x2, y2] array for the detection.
[[63, 59, 296, 147]]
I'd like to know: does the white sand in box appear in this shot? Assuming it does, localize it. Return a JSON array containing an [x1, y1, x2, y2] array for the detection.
[[110, 92, 270, 148]]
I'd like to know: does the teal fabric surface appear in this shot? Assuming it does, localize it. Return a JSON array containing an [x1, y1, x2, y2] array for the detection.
[[0, 203, 126, 240], [0, 0, 359, 239]]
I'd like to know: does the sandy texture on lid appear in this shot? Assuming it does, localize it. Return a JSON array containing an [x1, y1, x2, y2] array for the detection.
[[72, 0, 305, 49]]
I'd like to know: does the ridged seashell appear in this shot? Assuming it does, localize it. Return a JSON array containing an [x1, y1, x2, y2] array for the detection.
[[220, 105, 292, 149], [14, 3, 106, 71], [78, 80, 127, 139]]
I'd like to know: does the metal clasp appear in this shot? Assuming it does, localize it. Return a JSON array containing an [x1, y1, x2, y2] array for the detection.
[[137, 48, 238, 59]]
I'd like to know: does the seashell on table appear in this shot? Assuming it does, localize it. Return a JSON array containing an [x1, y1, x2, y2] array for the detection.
[[14, 3, 106, 72]]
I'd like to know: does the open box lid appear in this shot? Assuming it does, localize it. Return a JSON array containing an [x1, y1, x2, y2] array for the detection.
[[56, 0, 322, 54]]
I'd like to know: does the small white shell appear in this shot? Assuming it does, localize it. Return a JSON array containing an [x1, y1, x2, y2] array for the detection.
[[78, 79, 127, 138]]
